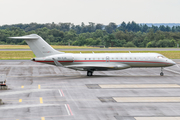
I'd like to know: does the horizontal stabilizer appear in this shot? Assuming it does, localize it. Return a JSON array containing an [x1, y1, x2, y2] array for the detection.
[[9, 36, 39, 40]]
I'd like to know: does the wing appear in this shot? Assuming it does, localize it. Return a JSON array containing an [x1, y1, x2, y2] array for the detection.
[[64, 63, 130, 71]]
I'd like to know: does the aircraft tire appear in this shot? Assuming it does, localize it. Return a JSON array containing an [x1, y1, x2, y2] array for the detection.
[[160, 72, 164, 76], [87, 71, 93, 76]]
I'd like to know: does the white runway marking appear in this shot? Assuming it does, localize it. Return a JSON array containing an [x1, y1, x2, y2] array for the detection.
[[99, 84, 180, 88], [114, 97, 180, 102], [164, 68, 180, 75], [67, 104, 73, 115], [58, 89, 62, 97], [65, 104, 70, 116], [61, 89, 64, 96], [135, 117, 180, 120]]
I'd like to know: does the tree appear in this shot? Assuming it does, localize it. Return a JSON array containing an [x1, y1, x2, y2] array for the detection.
[[95, 24, 104, 30], [141, 24, 149, 32], [118, 21, 126, 31], [115, 31, 126, 40], [146, 42, 152, 47], [105, 22, 117, 33], [123, 42, 136, 47], [165, 26, 171, 32], [169, 39, 176, 47], [159, 25, 166, 31]]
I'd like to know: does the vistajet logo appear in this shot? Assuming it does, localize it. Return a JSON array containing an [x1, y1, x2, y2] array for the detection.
[[43, 51, 52, 53]]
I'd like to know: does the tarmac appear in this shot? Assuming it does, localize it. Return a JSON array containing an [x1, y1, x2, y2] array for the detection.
[[0, 60, 180, 120], [0, 48, 180, 51]]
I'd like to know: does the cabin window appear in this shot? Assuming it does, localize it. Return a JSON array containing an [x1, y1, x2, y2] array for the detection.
[[130, 58, 131, 59], [89, 58, 91, 60], [125, 58, 127, 59], [85, 58, 86, 60], [112, 58, 114, 60], [134, 58, 136, 59], [98, 58, 100, 60], [93, 58, 95, 60], [102, 58, 104, 60], [116, 58, 118, 60]]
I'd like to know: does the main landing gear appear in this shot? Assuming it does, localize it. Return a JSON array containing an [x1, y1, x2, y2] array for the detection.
[[87, 71, 93, 76], [160, 67, 164, 76]]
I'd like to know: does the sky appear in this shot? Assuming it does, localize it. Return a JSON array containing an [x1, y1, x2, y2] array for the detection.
[[0, 0, 180, 26]]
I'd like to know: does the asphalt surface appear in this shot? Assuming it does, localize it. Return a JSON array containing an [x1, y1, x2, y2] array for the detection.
[[0, 60, 180, 120], [0, 48, 180, 51]]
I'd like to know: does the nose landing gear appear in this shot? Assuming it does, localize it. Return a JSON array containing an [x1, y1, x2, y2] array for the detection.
[[160, 67, 164, 76], [87, 71, 93, 76]]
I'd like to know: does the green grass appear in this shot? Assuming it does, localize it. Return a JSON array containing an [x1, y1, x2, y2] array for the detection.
[[0, 51, 179, 60], [0, 45, 101, 49]]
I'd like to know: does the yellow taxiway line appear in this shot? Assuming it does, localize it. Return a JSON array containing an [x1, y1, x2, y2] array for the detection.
[[19, 99, 22, 102], [40, 97, 43, 104], [38, 85, 41, 89], [41, 117, 45, 120]]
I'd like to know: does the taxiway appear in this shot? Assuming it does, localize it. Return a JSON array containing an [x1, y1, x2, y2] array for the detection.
[[0, 60, 180, 120]]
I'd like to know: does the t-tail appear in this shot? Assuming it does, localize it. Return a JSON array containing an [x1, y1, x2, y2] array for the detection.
[[9, 34, 64, 57]]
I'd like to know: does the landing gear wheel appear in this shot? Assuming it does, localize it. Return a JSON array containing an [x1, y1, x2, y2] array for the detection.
[[160, 72, 164, 76], [160, 67, 164, 76], [87, 71, 93, 76]]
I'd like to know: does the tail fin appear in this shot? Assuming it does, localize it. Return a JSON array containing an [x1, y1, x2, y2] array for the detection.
[[9, 34, 64, 57]]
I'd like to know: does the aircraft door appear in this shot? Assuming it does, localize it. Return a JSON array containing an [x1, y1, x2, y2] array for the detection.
[[106, 56, 110, 62]]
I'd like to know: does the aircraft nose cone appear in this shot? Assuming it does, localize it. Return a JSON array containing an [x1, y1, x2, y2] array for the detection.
[[170, 60, 176, 65], [172, 61, 176, 65]]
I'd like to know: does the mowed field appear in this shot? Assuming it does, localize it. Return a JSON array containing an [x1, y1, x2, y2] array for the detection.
[[0, 51, 179, 60], [0, 45, 100, 49]]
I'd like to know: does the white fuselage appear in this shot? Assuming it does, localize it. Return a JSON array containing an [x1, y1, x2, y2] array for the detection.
[[33, 53, 176, 71]]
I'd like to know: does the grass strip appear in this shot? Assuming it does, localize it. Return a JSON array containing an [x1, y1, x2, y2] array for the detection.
[[0, 45, 100, 49], [0, 51, 179, 60]]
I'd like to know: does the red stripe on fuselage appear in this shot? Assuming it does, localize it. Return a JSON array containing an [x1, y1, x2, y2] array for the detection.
[[35, 61, 73, 63], [34, 60, 170, 64]]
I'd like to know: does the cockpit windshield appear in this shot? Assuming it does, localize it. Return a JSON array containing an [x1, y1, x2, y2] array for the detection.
[[157, 56, 166, 59]]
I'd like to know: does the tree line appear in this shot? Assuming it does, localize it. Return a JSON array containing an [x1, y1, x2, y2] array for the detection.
[[0, 21, 180, 47]]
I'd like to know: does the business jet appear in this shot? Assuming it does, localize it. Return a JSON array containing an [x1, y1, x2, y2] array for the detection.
[[9, 34, 176, 76]]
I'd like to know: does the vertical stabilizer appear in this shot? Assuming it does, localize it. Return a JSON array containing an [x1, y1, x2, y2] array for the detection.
[[9, 34, 64, 57]]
